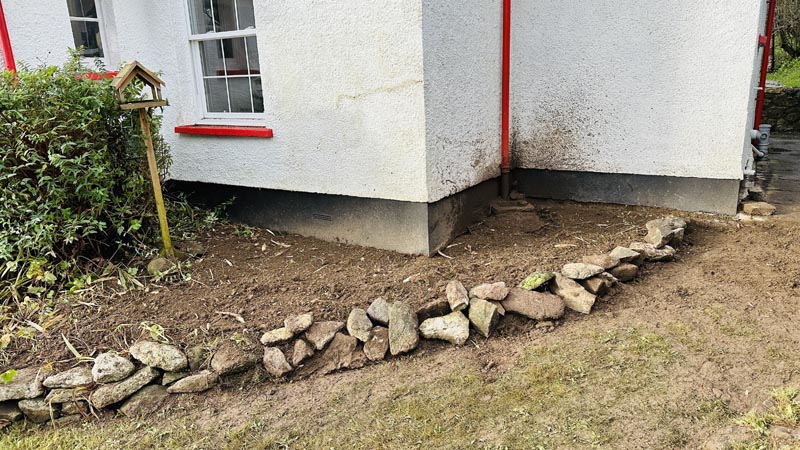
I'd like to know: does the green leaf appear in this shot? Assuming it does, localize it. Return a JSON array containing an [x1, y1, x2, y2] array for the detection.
[[0, 369, 17, 384]]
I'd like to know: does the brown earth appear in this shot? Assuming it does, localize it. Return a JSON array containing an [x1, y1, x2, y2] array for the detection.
[[4, 199, 800, 449]]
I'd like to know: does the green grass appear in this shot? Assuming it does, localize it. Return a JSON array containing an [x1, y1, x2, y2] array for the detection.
[[768, 58, 800, 87]]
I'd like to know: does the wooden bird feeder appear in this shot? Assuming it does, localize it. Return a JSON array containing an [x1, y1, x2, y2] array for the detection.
[[111, 61, 175, 257]]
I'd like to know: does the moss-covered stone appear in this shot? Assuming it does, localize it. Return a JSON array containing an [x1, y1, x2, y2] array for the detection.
[[519, 272, 555, 291]]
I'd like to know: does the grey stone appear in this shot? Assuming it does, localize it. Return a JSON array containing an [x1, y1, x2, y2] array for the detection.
[[561, 263, 604, 280], [490, 300, 506, 316], [363, 327, 389, 362], [18, 398, 58, 423], [259, 327, 294, 346], [166, 370, 218, 394], [552, 273, 596, 315], [130, 341, 188, 372], [416, 299, 451, 323], [0, 401, 22, 422], [388, 302, 419, 356], [419, 311, 470, 346], [501, 288, 565, 320], [119, 385, 168, 417], [609, 247, 644, 265], [43, 366, 93, 389], [162, 371, 189, 386], [92, 352, 135, 383], [45, 388, 90, 405], [0, 367, 47, 402], [469, 282, 509, 301], [304, 321, 345, 350], [60, 400, 89, 416], [91, 367, 159, 409], [445, 280, 470, 311], [468, 298, 500, 338], [186, 345, 209, 371], [578, 275, 615, 296], [366, 297, 391, 325], [210, 339, 261, 376], [518, 272, 555, 291], [346, 308, 373, 342], [146, 257, 173, 276], [609, 263, 638, 282], [291, 339, 315, 367], [262, 348, 293, 378], [645, 217, 686, 248], [318, 333, 359, 375], [742, 201, 776, 216], [581, 254, 620, 270], [630, 242, 676, 262], [284, 312, 314, 335]]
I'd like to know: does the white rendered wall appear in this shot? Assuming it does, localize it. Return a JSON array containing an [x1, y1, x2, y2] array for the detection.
[[422, 0, 503, 202], [511, 0, 764, 181], [1, 0, 74, 68]]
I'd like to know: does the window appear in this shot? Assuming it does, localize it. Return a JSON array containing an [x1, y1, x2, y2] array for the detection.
[[187, 0, 264, 117], [67, 0, 104, 58]]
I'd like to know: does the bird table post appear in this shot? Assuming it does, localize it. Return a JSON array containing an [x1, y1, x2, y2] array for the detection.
[[111, 62, 174, 257]]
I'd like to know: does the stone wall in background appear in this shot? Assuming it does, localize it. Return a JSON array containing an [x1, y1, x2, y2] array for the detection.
[[764, 87, 800, 134]]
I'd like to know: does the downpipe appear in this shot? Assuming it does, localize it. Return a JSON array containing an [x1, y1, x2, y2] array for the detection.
[[499, 0, 511, 199]]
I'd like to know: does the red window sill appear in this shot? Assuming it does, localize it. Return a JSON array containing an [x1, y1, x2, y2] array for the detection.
[[174, 125, 274, 138]]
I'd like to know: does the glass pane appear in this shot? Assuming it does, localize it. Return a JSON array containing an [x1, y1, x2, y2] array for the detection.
[[204, 78, 229, 112], [70, 21, 104, 57], [237, 0, 255, 29], [251, 77, 264, 113], [246, 36, 259, 74], [222, 38, 247, 75], [198, 40, 225, 76], [213, 0, 238, 33], [228, 77, 252, 113], [67, 0, 97, 18], [188, 0, 214, 34]]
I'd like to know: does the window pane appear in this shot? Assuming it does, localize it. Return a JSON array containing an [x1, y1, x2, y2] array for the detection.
[[246, 36, 259, 74], [213, 0, 238, 32], [71, 21, 104, 57], [251, 77, 264, 113], [198, 40, 225, 76], [236, 0, 255, 29], [188, 0, 214, 34], [67, 0, 97, 18], [204, 78, 229, 112], [228, 77, 252, 113], [223, 38, 248, 75]]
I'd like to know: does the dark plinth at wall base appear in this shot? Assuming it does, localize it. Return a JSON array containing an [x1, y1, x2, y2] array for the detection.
[[169, 179, 498, 256], [514, 169, 740, 215]]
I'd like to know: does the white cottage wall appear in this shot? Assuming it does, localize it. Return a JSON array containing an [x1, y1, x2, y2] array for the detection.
[[2, 0, 74, 68]]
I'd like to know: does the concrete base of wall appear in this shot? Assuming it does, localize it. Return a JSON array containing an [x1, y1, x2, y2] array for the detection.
[[169, 179, 499, 256], [514, 169, 740, 215]]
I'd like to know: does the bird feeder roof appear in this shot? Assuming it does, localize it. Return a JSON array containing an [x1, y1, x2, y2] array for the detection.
[[111, 60, 165, 94]]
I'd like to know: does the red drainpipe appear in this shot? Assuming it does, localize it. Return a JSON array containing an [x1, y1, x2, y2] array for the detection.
[[753, 0, 777, 134], [500, 0, 511, 199], [0, 0, 15, 72]]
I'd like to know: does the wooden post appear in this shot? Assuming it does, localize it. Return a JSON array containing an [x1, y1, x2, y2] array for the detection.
[[138, 108, 174, 257]]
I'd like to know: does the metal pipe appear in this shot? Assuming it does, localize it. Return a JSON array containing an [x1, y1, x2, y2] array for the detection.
[[0, 0, 16, 72], [500, 0, 511, 199], [753, 0, 777, 134]]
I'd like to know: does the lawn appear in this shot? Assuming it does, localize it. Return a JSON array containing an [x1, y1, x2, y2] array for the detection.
[[769, 58, 800, 87]]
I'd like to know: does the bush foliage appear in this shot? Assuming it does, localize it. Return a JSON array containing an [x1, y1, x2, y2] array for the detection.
[[0, 57, 172, 300]]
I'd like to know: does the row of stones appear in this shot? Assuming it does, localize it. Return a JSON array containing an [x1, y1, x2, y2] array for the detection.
[[0, 216, 687, 427]]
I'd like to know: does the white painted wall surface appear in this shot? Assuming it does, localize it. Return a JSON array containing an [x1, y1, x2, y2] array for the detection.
[[2, 0, 74, 68], [422, 0, 502, 202], [511, 0, 764, 181]]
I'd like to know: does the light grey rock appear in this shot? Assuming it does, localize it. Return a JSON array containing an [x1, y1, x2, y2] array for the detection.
[[291, 339, 315, 367], [119, 385, 168, 417], [445, 280, 470, 311], [609, 247, 644, 265], [318, 333, 358, 374], [210, 339, 261, 376], [501, 288, 565, 320], [468, 298, 500, 338], [0, 401, 22, 422], [0, 367, 47, 402], [416, 299, 451, 323], [262, 348, 293, 378], [186, 345, 209, 371], [130, 341, 188, 372], [162, 371, 189, 386], [469, 282, 509, 301], [91, 367, 159, 409], [45, 388, 89, 405], [645, 217, 687, 248], [259, 327, 294, 346], [388, 302, 419, 356], [43, 366, 93, 389], [561, 263, 604, 280], [581, 254, 620, 270], [609, 263, 638, 282], [346, 308, 373, 342], [630, 242, 676, 262], [92, 352, 135, 383], [419, 311, 470, 346], [366, 297, 391, 325], [166, 370, 218, 394], [578, 275, 614, 296], [146, 257, 173, 276], [18, 397, 58, 423], [304, 321, 345, 350], [363, 327, 389, 362], [552, 273, 596, 314], [284, 313, 314, 335], [60, 400, 89, 416]]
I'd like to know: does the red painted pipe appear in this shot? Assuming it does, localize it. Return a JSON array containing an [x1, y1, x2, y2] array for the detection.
[[500, 0, 511, 198], [753, 0, 777, 133], [0, 0, 15, 72]]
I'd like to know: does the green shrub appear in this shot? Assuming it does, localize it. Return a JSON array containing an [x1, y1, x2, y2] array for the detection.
[[769, 57, 800, 87], [0, 56, 172, 300]]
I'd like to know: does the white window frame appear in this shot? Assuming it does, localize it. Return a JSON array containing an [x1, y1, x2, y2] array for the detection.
[[68, 0, 109, 65], [184, 1, 265, 123]]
